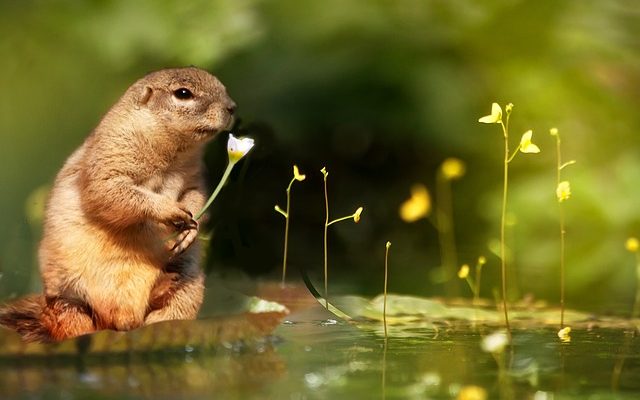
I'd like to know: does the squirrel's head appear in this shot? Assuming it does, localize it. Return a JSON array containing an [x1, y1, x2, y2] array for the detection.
[[131, 67, 236, 144]]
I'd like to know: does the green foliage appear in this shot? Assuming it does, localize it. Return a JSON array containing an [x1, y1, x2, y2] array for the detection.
[[2, 1, 640, 313]]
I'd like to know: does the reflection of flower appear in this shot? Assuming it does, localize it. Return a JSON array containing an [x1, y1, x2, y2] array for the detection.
[[227, 134, 255, 163], [626, 237, 639, 253], [457, 385, 488, 400], [478, 103, 503, 124], [441, 158, 466, 180], [293, 165, 306, 181], [353, 207, 364, 223], [399, 184, 431, 222], [556, 181, 571, 202], [458, 264, 470, 279], [519, 130, 541, 154], [557, 326, 571, 343], [481, 331, 509, 353]]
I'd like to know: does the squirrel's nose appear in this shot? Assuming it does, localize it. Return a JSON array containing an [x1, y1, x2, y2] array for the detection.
[[226, 101, 237, 115]]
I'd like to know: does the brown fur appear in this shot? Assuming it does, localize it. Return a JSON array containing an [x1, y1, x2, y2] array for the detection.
[[0, 67, 236, 342]]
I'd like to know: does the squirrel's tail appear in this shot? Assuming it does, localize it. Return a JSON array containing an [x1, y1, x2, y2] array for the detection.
[[0, 295, 96, 343], [0, 295, 52, 342]]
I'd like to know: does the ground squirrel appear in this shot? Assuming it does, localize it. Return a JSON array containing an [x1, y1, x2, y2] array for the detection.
[[0, 67, 236, 342]]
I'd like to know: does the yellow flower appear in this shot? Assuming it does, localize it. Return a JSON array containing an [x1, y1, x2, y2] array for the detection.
[[478, 103, 502, 124], [320, 167, 328, 178], [557, 326, 571, 343], [549, 127, 559, 136], [556, 181, 571, 202], [626, 237, 639, 253], [477, 256, 486, 266], [519, 130, 541, 154], [399, 184, 431, 222], [386, 241, 391, 249], [440, 158, 466, 180], [227, 133, 255, 163], [293, 165, 306, 181], [458, 264, 470, 279], [353, 207, 364, 223]]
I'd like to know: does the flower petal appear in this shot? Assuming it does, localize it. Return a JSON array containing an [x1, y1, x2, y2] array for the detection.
[[519, 130, 540, 153], [293, 165, 306, 181], [227, 133, 255, 162], [478, 102, 502, 124], [556, 181, 571, 202]]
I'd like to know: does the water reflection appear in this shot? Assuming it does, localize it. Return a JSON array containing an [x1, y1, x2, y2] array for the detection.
[[1, 304, 639, 399]]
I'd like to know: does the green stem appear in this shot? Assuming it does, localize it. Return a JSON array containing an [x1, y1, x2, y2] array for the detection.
[[383, 243, 390, 340], [475, 264, 483, 305], [281, 178, 295, 287], [436, 173, 458, 296], [195, 160, 236, 220], [500, 120, 512, 338], [323, 175, 330, 309], [556, 135, 566, 327], [632, 252, 640, 319], [327, 215, 354, 226]]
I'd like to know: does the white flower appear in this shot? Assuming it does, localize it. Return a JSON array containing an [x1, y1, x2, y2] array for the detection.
[[227, 133, 255, 163]]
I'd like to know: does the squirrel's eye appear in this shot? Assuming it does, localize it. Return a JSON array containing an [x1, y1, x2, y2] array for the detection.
[[173, 88, 194, 100]]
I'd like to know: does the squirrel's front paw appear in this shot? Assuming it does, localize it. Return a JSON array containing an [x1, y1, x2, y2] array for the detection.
[[169, 218, 199, 256]]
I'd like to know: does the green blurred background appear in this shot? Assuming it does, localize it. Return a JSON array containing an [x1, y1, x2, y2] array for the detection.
[[1, 0, 640, 313]]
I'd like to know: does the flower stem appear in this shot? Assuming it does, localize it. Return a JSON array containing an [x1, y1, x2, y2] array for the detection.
[[323, 174, 330, 309], [195, 160, 236, 221], [436, 173, 458, 296], [384, 242, 391, 339], [281, 178, 295, 287], [632, 252, 640, 319], [500, 120, 512, 339], [475, 263, 483, 305], [327, 215, 353, 226], [555, 135, 566, 327]]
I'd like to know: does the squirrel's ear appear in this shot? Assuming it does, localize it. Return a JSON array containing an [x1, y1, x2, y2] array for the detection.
[[138, 86, 153, 106]]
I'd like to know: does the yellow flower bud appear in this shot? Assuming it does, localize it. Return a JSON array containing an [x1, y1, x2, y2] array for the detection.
[[353, 207, 364, 223]]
